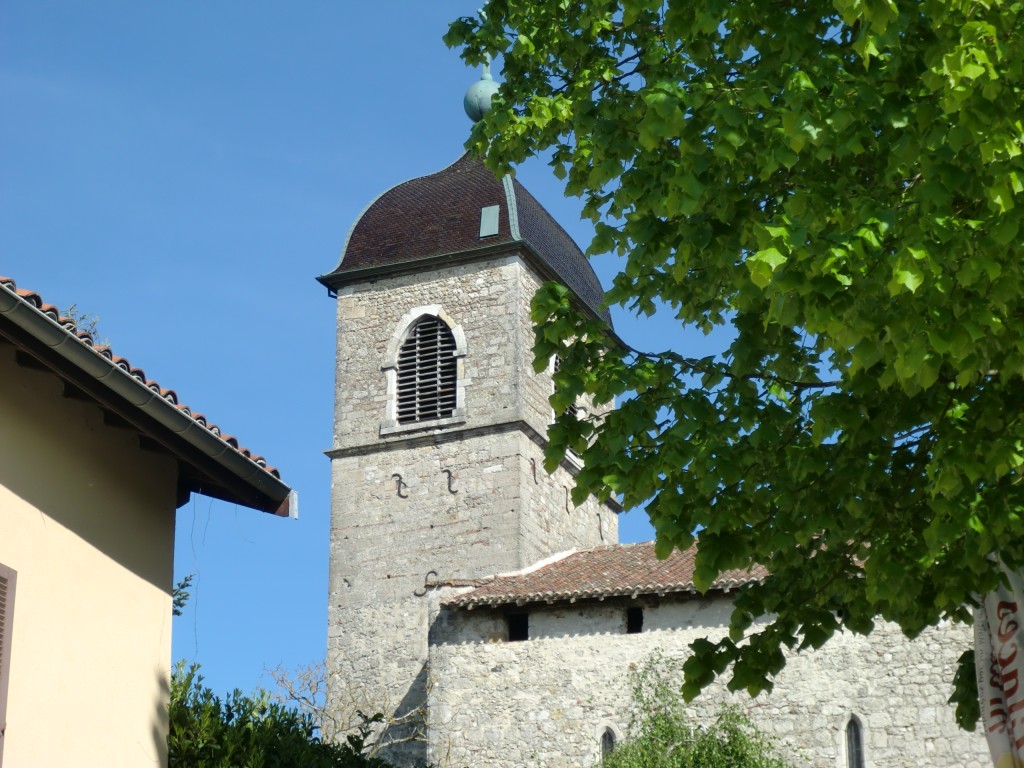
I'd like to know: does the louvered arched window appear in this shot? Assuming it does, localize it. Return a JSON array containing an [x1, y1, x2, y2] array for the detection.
[[396, 316, 458, 424]]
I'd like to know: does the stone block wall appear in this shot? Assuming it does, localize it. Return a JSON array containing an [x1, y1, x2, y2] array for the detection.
[[517, 438, 617, 566], [426, 597, 988, 768], [327, 253, 618, 766], [334, 255, 543, 450]]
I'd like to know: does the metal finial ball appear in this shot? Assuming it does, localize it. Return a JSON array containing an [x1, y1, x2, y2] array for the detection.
[[464, 77, 500, 122]]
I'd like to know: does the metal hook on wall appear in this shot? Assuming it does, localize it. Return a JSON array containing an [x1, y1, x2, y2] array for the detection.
[[442, 469, 458, 494], [565, 487, 572, 514], [392, 473, 409, 499], [413, 570, 439, 597], [597, 512, 605, 541], [529, 457, 539, 484]]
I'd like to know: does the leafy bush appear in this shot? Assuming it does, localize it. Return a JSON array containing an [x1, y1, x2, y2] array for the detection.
[[600, 660, 796, 768], [169, 662, 390, 768], [601, 708, 795, 768]]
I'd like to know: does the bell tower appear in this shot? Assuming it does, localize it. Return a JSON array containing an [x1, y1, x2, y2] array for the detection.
[[318, 74, 618, 767]]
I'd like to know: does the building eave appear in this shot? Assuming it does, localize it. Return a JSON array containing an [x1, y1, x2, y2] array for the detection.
[[317, 238, 609, 326], [0, 282, 295, 517]]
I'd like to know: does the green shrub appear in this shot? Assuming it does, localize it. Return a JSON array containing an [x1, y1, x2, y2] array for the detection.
[[599, 660, 796, 768], [169, 662, 390, 768], [601, 708, 794, 768]]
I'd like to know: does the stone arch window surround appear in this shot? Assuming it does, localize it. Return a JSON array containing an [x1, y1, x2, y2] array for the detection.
[[381, 305, 467, 435], [835, 713, 868, 768], [595, 721, 623, 764]]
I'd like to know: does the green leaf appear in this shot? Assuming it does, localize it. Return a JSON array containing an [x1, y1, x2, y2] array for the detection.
[[654, 535, 675, 560], [950, 651, 980, 731], [747, 248, 787, 288], [891, 265, 924, 294], [991, 216, 1019, 245]]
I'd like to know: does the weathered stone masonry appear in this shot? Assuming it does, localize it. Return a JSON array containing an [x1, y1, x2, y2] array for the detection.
[[426, 598, 987, 768], [326, 253, 616, 764]]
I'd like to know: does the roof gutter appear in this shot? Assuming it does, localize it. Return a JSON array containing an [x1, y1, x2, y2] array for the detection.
[[0, 285, 296, 517]]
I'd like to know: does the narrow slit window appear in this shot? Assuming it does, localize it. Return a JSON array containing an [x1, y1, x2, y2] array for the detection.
[[601, 728, 616, 761], [507, 612, 529, 642], [626, 606, 643, 634], [846, 717, 864, 768], [396, 316, 457, 424]]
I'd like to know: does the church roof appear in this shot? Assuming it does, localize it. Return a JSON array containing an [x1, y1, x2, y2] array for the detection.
[[317, 153, 612, 324], [0, 276, 294, 516], [443, 541, 766, 609]]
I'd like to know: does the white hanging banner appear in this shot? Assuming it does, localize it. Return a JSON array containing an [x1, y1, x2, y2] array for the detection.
[[976, 566, 1024, 768]]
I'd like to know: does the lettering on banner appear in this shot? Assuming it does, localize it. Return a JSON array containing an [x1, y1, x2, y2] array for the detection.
[[991, 600, 1024, 749]]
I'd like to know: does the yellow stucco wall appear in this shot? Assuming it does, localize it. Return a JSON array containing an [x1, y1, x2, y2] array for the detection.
[[0, 344, 177, 767]]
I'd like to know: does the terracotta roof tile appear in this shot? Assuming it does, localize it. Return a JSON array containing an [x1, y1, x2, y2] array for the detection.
[[0, 275, 282, 481], [443, 541, 766, 609]]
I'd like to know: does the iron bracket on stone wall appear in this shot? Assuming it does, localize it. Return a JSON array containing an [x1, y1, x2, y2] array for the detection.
[[529, 457, 539, 484], [442, 469, 458, 494], [413, 570, 439, 597], [392, 473, 409, 498]]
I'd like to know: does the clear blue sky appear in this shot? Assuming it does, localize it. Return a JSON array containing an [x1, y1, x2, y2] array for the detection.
[[1, 2, 700, 697]]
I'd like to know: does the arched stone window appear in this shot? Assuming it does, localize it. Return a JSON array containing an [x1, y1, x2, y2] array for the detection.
[[846, 716, 864, 768], [382, 306, 466, 434], [596, 722, 622, 764], [600, 728, 616, 762]]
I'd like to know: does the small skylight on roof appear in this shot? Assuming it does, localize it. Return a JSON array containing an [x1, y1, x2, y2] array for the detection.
[[479, 205, 500, 238]]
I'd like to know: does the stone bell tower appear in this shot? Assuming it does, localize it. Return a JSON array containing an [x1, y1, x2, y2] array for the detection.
[[318, 74, 618, 768]]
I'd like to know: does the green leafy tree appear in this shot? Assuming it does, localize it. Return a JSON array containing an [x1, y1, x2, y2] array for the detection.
[[169, 662, 390, 767], [447, 0, 1024, 728]]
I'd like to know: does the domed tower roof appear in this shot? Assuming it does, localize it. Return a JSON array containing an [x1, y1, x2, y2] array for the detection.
[[317, 153, 611, 325]]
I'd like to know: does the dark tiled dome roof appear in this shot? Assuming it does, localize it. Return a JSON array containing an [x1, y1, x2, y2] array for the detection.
[[318, 154, 611, 324]]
